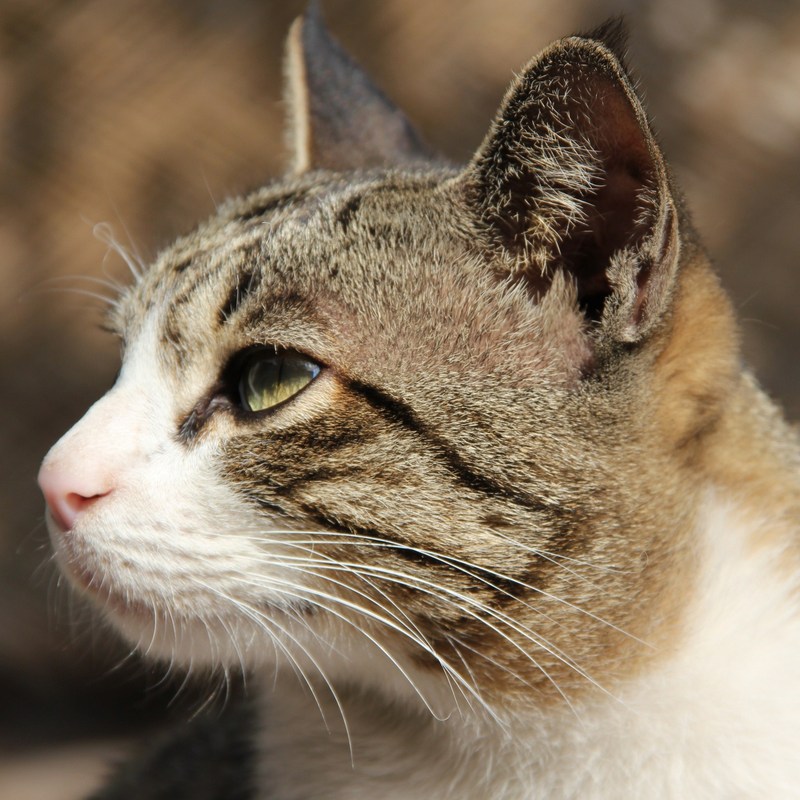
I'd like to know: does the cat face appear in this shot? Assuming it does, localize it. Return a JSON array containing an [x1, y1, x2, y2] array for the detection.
[[39, 14, 732, 711]]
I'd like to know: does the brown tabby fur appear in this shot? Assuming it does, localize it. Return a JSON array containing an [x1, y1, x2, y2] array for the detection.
[[103, 11, 800, 715]]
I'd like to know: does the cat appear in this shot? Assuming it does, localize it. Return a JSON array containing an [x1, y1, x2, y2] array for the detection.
[[37, 7, 800, 799]]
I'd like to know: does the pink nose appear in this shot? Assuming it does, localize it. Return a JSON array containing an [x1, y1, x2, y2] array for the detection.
[[38, 463, 112, 532]]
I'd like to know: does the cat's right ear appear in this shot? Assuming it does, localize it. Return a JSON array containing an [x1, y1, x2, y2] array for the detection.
[[284, 4, 431, 173], [463, 23, 680, 346]]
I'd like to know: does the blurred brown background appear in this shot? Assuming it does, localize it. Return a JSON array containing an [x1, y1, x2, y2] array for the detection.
[[1, 0, 798, 797]]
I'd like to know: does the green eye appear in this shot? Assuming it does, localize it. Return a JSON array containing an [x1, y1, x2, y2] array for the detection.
[[238, 349, 321, 412]]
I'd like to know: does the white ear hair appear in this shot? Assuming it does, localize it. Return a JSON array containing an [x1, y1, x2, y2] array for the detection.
[[284, 16, 311, 175], [464, 31, 679, 344], [282, 4, 432, 173]]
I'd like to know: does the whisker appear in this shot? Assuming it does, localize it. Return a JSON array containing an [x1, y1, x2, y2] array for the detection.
[[237, 528, 648, 648], [528, 547, 627, 574], [260, 543, 626, 707], [262, 556, 588, 712], [201, 583, 355, 759], [91, 219, 145, 281], [236, 569, 502, 725], [244, 573, 455, 719], [25, 283, 118, 307], [253, 545, 471, 716]]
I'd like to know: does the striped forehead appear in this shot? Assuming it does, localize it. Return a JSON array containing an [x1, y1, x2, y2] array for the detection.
[[115, 169, 463, 379], [118, 181, 359, 363]]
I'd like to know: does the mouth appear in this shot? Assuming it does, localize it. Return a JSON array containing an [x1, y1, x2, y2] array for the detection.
[[45, 508, 318, 643], [46, 509, 156, 621]]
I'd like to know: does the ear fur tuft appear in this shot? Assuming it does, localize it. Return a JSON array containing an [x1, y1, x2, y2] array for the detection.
[[465, 31, 680, 345], [580, 17, 629, 66]]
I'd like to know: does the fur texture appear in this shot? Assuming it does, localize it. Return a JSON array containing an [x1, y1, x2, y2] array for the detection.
[[38, 11, 800, 799]]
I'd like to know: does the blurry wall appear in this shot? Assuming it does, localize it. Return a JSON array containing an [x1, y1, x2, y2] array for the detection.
[[1, 0, 798, 770]]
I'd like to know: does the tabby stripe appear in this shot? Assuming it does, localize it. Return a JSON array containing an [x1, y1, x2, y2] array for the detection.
[[172, 256, 193, 273], [349, 381, 558, 516], [169, 267, 219, 308], [275, 465, 364, 496], [297, 504, 444, 567], [297, 504, 527, 598], [233, 189, 309, 223], [161, 318, 186, 359], [218, 269, 259, 325], [336, 194, 362, 229]]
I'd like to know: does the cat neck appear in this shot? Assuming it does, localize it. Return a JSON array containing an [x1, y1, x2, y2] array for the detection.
[[255, 488, 800, 799]]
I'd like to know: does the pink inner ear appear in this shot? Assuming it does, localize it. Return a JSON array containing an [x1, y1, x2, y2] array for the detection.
[[467, 43, 667, 319], [559, 72, 673, 327]]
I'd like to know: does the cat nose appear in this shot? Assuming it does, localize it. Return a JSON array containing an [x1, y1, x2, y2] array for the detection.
[[38, 460, 113, 532], [38, 384, 157, 531]]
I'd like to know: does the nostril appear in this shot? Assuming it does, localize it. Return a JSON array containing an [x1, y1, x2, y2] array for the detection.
[[38, 461, 114, 532], [65, 491, 108, 516], [47, 489, 111, 532]]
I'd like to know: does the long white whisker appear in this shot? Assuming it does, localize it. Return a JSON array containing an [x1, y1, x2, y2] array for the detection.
[[243, 573, 453, 720], [197, 526, 637, 708], [275, 541, 469, 705], [258, 544, 473, 717], [92, 219, 145, 281], [39, 273, 126, 293], [242, 529, 647, 647], [237, 569, 502, 725], [263, 553, 611, 708], [206, 583, 359, 755], [210, 584, 353, 755], [264, 556, 583, 711], [488, 528, 624, 588], [528, 546, 627, 574], [28, 284, 118, 307]]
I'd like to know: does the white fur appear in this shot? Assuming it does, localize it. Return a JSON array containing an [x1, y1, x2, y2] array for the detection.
[[42, 318, 335, 668], [257, 495, 800, 798], [42, 319, 800, 796]]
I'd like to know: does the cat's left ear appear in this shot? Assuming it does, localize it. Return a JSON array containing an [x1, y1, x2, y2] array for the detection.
[[464, 23, 680, 344], [284, 4, 431, 173]]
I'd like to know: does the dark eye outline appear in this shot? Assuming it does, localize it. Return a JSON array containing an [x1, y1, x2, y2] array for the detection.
[[178, 346, 324, 442], [226, 346, 323, 416]]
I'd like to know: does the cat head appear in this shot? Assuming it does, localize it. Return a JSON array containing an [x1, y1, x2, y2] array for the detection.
[[39, 11, 736, 713]]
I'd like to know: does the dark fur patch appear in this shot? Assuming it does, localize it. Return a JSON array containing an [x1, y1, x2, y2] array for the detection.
[[160, 319, 185, 358], [218, 269, 259, 325], [274, 466, 364, 498], [176, 393, 229, 444], [172, 256, 193, 273], [270, 424, 368, 458], [87, 697, 256, 800], [581, 17, 629, 65], [336, 194, 362, 229], [234, 190, 308, 223]]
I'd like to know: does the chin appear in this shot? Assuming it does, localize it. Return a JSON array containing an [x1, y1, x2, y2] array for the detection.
[[105, 598, 313, 673]]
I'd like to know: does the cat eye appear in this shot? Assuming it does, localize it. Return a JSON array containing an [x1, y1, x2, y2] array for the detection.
[[237, 349, 321, 413]]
